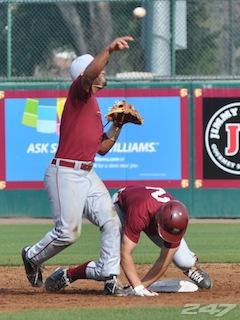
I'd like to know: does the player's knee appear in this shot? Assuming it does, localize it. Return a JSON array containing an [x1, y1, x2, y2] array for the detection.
[[173, 254, 197, 270], [53, 226, 80, 245], [102, 215, 121, 234]]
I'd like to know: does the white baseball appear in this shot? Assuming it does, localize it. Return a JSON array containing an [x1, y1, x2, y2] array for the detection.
[[133, 7, 146, 18]]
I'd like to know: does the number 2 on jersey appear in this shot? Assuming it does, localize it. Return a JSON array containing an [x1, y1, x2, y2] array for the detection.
[[145, 186, 170, 203]]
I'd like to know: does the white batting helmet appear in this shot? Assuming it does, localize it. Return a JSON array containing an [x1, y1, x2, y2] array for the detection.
[[70, 54, 94, 80]]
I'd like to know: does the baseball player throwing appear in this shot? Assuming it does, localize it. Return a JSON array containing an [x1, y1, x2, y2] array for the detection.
[[21, 36, 134, 294], [45, 185, 212, 295]]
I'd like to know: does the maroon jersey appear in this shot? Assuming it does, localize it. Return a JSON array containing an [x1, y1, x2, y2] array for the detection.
[[56, 76, 103, 161], [117, 185, 179, 248]]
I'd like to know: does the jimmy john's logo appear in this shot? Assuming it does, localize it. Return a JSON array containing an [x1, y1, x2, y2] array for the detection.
[[205, 102, 240, 175]]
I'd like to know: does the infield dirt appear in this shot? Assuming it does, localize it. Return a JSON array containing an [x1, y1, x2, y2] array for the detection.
[[0, 263, 239, 312]]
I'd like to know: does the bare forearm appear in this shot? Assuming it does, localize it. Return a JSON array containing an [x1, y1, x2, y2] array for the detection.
[[98, 123, 123, 155], [142, 247, 178, 288], [84, 48, 110, 82], [121, 253, 142, 288], [141, 259, 169, 288], [84, 36, 133, 83]]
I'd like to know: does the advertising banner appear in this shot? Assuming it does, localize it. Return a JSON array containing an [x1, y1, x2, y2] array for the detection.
[[194, 88, 240, 188], [0, 88, 189, 189]]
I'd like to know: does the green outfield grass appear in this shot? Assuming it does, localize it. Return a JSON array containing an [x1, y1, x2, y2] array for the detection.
[[0, 222, 239, 265], [0, 306, 239, 320]]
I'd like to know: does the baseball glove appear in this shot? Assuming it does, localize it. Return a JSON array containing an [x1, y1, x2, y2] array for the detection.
[[105, 100, 144, 126]]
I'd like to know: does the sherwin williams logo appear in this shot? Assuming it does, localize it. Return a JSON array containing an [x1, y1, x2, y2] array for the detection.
[[205, 102, 240, 175], [22, 98, 66, 134]]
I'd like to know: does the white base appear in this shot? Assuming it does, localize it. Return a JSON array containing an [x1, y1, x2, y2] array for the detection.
[[148, 279, 198, 293]]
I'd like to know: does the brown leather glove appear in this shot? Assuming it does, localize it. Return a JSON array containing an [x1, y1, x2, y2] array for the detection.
[[105, 100, 144, 126]]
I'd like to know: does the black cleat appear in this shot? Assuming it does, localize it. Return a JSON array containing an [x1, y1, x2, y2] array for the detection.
[[21, 246, 43, 287], [184, 267, 212, 289], [45, 267, 70, 292], [104, 275, 125, 295]]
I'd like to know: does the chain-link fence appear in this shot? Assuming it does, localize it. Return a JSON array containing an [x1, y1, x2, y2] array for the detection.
[[1, 0, 240, 81]]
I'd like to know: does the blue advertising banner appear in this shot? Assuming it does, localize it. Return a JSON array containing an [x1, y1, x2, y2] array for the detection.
[[0, 88, 189, 189], [97, 96, 181, 181], [5, 97, 59, 181]]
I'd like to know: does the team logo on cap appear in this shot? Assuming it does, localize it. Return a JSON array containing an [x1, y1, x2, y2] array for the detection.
[[205, 102, 240, 175]]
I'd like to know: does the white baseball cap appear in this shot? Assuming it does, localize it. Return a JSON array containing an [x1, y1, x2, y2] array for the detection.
[[70, 54, 94, 80]]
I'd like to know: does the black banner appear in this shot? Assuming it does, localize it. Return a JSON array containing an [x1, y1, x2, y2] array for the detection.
[[203, 97, 240, 179]]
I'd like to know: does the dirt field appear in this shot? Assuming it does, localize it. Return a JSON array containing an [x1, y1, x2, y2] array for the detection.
[[0, 263, 239, 312]]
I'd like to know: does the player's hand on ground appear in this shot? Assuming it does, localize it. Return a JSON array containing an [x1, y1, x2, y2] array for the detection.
[[133, 285, 158, 296], [108, 36, 134, 53]]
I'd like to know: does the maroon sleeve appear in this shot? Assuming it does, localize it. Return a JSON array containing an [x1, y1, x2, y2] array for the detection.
[[124, 226, 140, 244], [164, 240, 180, 249], [69, 75, 91, 102]]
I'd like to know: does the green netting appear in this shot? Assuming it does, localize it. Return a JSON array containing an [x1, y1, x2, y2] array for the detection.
[[1, 0, 240, 81]]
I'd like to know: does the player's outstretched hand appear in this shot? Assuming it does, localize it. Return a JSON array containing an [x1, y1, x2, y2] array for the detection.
[[108, 36, 134, 53], [133, 285, 159, 297]]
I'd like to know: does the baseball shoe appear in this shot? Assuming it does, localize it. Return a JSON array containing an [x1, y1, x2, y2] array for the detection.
[[45, 267, 71, 292], [104, 275, 125, 295], [21, 246, 43, 287], [184, 266, 212, 289]]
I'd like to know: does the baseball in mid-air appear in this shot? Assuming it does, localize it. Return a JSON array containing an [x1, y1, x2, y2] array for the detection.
[[133, 7, 147, 18]]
